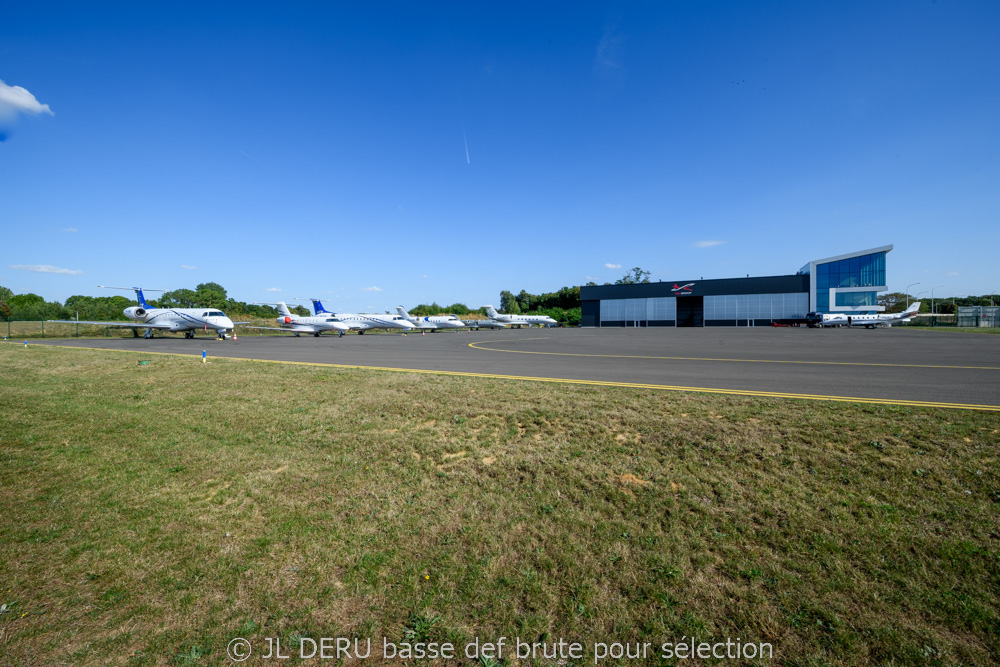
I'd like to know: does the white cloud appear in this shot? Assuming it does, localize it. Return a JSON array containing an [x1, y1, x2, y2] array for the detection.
[[265, 287, 282, 292], [360, 286, 383, 292], [422, 274, 429, 279], [0, 79, 54, 118], [180, 265, 197, 270], [61, 227, 78, 233], [693, 240, 724, 248], [594, 24, 624, 78], [604, 263, 621, 269], [585, 275, 598, 281], [9, 264, 82, 275]]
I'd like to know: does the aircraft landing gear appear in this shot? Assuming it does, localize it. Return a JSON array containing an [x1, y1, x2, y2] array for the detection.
[[314, 332, 321, 337], [184, 331, 194, 339], [144, 328, 154, 339]]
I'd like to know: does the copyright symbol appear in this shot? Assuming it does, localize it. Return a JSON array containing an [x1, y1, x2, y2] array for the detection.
[[228, 638, 251, 662]]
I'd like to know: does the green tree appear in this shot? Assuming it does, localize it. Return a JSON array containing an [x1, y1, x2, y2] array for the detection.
[[615, 267, 651, 285], [8, 293, 45, 309], [877, 292, 910, 313], [195, 283, 228, 309], [160, 289, 198, 308], [499, 291, 520, 314]]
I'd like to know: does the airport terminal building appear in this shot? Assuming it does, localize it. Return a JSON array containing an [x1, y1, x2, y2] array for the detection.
[[580, 245, 892, 327]]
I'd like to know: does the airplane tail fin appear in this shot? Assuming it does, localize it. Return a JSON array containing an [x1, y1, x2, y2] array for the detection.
[[98, 285, 163, 309], [396, 305, 412, 319], [904, 301, 921, 314], [309, 299, 331, 314], [484, 305, 499, 319], [275, 301, 292, 317]]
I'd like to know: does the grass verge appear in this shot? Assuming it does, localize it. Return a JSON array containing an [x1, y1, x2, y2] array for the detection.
[[1, 344, 998, 665]]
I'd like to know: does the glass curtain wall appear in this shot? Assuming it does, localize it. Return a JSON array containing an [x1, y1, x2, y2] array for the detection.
[[816, 252, 886, 312]]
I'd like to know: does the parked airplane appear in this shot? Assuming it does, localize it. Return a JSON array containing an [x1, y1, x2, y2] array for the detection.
[[483, 305, 558, 328], [244, 302, 350, 336], [49, 286, 238, 339], [395, 306, 465, 332], [462, 319, 507, 330], [299, 299, 415, 334], [806, 302, 921, 328]]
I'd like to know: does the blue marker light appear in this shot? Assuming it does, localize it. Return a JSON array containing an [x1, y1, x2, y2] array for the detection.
[[202, 349, 207, 364]]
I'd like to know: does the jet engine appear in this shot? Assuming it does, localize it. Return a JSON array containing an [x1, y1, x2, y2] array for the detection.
[[124, 306, 146, 319], [278, 316, 292, 324]]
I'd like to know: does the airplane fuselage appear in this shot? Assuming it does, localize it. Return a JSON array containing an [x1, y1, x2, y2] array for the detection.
[[331, 313, 415, 332], [124, 306, 234, 332], [483, 305, 558, 328], [396, 308, 465, 331]]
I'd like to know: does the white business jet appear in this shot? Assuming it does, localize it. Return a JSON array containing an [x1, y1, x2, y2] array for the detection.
[[299, 298, 415, 334], [807, 302, 921, 328], [483, 305, 558, 328], [244, 302, 350, 337], [395, 306, 465, 332], [49, 286, 238, 339]]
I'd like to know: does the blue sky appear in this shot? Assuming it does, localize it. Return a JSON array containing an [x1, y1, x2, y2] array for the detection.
[[2, 1, 998, 309]]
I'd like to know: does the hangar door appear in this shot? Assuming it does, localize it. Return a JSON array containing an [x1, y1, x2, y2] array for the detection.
[[676, 296, 704, 327], [599, 297, 676, 326]]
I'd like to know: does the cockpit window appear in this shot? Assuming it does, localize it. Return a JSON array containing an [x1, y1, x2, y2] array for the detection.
[[204, 311, 225, 317]]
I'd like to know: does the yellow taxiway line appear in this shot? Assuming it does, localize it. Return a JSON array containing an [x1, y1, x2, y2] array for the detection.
[[466, 337, 1000, 371], [24, 342, 1000, 412]]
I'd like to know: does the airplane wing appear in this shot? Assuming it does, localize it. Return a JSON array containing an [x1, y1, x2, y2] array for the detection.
[[47, 320, 175, 329]]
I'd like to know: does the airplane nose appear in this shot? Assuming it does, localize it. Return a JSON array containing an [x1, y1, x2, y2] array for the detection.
[[401, 320, 415, 329]]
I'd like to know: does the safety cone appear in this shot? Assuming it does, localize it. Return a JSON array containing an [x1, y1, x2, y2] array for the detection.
[[422, 331, 425, 336]]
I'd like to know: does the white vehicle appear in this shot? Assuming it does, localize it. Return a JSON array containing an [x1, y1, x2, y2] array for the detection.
[[244, 301, 350, 337], [395, 306, 465, 332], [483, 305, 558, 328], [807, 302, 921, 328], [49, 286, 238, 339], [302, 298, 415, 334]]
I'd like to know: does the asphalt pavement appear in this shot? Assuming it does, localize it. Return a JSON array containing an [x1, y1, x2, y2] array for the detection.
[[30, 326, 1000, 410]]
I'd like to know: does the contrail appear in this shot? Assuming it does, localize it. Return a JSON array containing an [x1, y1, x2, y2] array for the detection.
[[462, 125, 470, 164]]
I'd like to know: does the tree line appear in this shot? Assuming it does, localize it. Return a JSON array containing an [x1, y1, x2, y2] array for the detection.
[[877, 292, 1000, 314], [0, 283, 305, 322]]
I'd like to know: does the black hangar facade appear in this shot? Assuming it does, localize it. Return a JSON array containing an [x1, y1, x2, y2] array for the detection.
[[580, 245, 892, 327]]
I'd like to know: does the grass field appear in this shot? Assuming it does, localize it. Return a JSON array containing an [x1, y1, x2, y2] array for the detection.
[[1, 344, 998, 665]]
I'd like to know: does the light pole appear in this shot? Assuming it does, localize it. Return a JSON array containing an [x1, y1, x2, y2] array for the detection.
[[931, 285, 945, 315], [905, 282, 920, 309]]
